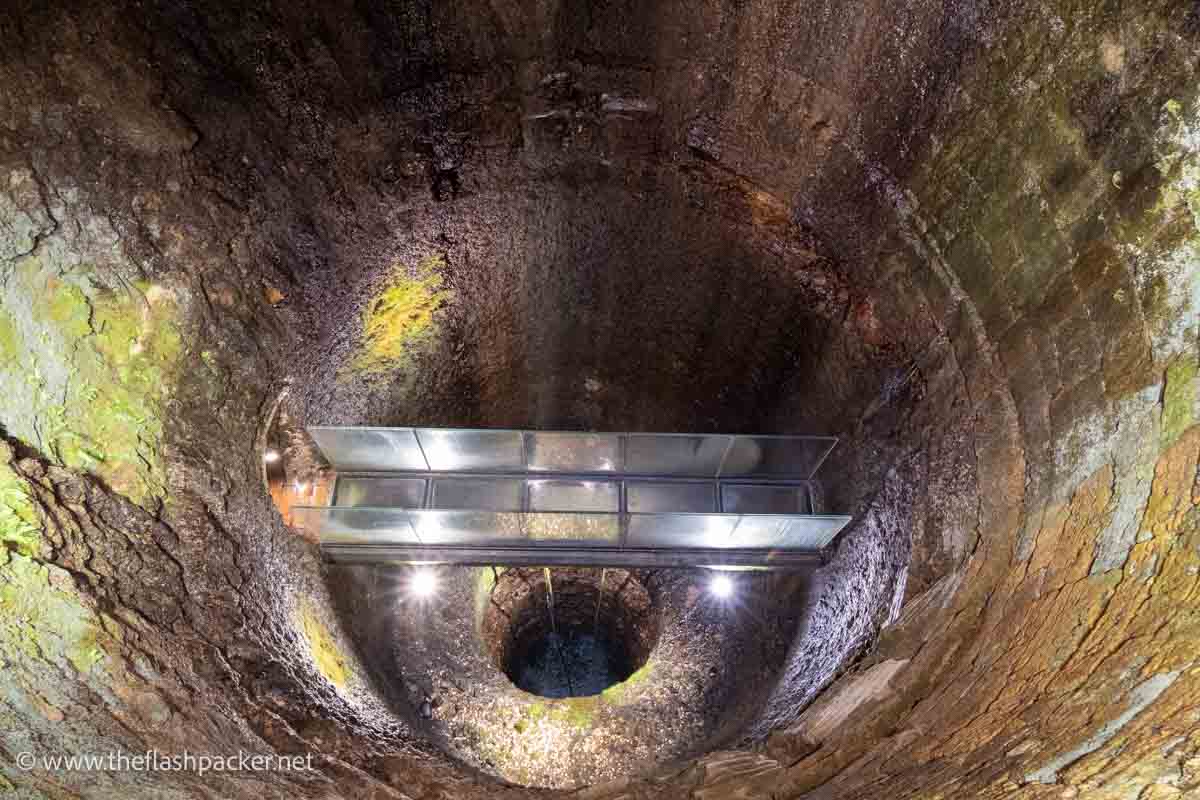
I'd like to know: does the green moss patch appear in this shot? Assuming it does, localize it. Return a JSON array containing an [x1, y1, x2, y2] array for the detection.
[[0, 550, 106, 675], [37, 277, 92, 339], [1161, 355, 1198, 448], [0, 457, 40, 557], [70, 283, 182, 502], [0, 309, 22, 366], [562, 696, 598, 728], [512, 695, 599, 735], [342, 254, 452, 378], [601, 660, 653, 705], [1, 260, 184, 507]]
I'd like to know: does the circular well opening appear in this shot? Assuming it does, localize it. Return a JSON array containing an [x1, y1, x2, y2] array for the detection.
[[482, 568, 659, 698]]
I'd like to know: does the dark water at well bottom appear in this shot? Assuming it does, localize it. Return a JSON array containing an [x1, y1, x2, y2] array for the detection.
[[512, 629, 632, 698]]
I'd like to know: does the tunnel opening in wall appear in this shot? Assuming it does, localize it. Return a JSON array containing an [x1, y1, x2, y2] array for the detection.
[[482, 568, 659, 698]]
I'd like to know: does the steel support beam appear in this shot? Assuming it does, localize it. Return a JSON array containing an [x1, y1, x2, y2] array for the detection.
[[320, 543, 823, 569]]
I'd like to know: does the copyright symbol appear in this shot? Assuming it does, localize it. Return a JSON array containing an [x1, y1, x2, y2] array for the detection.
[[16, 751, 35, 770]]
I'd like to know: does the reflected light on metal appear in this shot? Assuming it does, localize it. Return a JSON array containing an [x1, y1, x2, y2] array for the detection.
[[302, 426, 849, 569], [411, 568, 438, 597]]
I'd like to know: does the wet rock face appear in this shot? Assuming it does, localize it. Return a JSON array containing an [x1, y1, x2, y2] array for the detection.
[[0, 1, 1198, 799]]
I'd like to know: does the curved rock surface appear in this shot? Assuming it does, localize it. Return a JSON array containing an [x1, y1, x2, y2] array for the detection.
[[0, 1, 1196, 799]]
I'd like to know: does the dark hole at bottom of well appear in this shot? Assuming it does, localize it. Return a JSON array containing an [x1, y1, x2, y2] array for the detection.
[[511, 627, 634, 698]]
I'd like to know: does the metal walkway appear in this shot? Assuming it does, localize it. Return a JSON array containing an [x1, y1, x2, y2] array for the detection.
[[294, 428, 851, 569]]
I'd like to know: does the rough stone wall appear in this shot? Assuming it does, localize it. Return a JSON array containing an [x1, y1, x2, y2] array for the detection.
[[0, 5, 452, 798], [680, 1, 1200, 798], [0, 1, 1196, 799]]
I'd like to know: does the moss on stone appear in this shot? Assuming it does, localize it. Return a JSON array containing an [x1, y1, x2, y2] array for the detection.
[[601, 659, 653, 705], [73, 282, 182, 501], [474, 566, 506, 636], [476, 723, 514, 764], [298, 600, 351, 688], [36, 278, 92, 340], [1161, 356, 1198, 448], [514, 696, 599, 733], [9, 266, 184, 506], [342, 254, 452, 378], [0, 458, 40, 557], [0, 309, 22, 367], [0, 550, 106, 675], [562, 696, 598, 728]]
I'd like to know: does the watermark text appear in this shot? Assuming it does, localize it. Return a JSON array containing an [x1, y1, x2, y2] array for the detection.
[[15, 749, 315, 776]]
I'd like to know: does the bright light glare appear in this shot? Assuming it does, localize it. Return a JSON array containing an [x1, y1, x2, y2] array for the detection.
[[263, 450, 281, 463], [411, 569, 438, 597], [710, 574, 734, 599]]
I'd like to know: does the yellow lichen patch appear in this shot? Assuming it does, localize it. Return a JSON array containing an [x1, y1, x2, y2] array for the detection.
[[298, 600, 351, 688], [344, 255, 452, 377]]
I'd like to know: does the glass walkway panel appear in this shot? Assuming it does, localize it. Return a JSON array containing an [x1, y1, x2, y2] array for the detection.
[[294, 427, 851, 569]]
